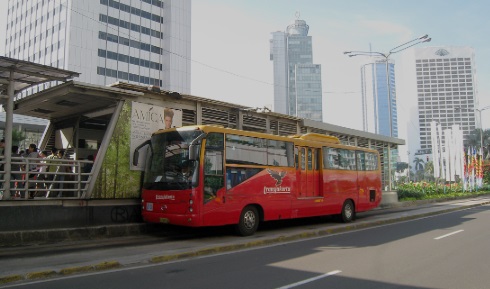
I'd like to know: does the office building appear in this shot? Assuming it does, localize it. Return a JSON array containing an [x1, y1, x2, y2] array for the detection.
[[3, 0, 191, 96], [360, 57, 398, 137], [270, 16, 323, 121], [414, 46, 477, 150]]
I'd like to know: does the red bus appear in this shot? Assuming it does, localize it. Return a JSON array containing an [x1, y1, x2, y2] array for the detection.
[[134, 125, 382, 236]]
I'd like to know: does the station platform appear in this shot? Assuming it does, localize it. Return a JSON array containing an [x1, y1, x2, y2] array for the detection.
[[1, 195, 489, 285]]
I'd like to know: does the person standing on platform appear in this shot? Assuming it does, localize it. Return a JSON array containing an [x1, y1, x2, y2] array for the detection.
[[45, 148, 59, 197]]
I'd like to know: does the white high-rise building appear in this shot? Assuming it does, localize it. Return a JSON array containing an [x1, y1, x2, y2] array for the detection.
[[270, 16, 323, 121], [414, 46, 477, 150], [3, 0, 191, 95]]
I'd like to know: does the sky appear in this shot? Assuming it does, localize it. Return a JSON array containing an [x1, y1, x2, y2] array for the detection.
[[1, 0, 490, 161], [190, 0, 490, 161]]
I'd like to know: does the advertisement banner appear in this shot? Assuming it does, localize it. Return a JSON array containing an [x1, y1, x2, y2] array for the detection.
[[130, 101, 182, 170]]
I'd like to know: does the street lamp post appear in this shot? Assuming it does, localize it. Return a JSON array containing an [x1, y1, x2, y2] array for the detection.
[[344, 35, 431, 191], [476, 106, 490, 152], [344, 34, 431, 137]]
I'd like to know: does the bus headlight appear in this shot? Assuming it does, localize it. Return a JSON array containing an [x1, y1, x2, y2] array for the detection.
[[189, 199, 194, 205], [189, 207, 193, 213]]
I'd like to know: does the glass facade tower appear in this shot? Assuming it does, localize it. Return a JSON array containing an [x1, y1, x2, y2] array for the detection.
[[270, 17, 322, 121], [360, 57, 398, 137], [3, 0, 191, 96]]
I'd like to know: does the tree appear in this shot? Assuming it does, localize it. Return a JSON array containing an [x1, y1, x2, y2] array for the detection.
[[11, 129, 26, 146], [413, 157, 425, 171], [415, 170, 425, 182], [396, 162, 409, 173], [465, 129, 490, 160], [466, 128, 490, 147]]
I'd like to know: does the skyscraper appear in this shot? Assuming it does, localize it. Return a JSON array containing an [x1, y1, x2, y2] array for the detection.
[[270, 16, 322, 121], [3, 0, 191, 96], [360, 57, 398, 137], [414, 46, 477, 150]]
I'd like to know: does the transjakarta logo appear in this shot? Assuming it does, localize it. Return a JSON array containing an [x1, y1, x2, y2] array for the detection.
[[156, 195, 175, 200], [264, 186, 291, 194], [264, 169, 291, 194]]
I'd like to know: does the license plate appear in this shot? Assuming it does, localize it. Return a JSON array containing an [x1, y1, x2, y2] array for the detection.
[[146, 202, 153, 211], [159, 218, 169, 223]]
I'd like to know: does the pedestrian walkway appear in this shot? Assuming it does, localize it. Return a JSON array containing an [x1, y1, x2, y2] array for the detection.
[[1, 196, 489, 285]]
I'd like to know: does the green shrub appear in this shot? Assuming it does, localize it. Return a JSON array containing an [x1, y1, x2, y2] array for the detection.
[[396, 181, 486, 201]]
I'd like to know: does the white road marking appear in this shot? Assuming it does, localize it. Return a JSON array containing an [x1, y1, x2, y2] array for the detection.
[[276, 270, 342, 289], [434, 229, 464, 240]]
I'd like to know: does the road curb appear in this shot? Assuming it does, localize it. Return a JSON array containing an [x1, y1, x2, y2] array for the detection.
[[0, 274, 24, 285], [0, 224, 150, 248], [59, 265, 95, 276], [149, 201, 490, 264], [0, 261, 122, 285], [2, 199, 489, 285]]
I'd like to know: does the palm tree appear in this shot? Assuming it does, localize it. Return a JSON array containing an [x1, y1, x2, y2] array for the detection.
[[424, 161, 434, 181], [413, 157, 425, 171]]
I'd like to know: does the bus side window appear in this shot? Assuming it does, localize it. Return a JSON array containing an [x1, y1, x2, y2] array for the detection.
[[315, 148, 320, 170], [357, 151, 366, 171], [295, 147, 299, 169], [307, 148, 312, 170], [204, 133, 224, 203], [301, 148, 306, 170]]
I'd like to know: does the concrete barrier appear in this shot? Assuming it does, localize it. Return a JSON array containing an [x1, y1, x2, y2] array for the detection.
[[381, 191, 398, 206]]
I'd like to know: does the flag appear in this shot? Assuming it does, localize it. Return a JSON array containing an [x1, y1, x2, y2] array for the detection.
[[463, 148, 467, 191], [470, 147, 476, 191], [477, 147, 483, 188], [430, 121, 440, 178]]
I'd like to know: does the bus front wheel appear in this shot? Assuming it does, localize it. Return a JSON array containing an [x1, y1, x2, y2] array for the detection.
[[236, 206, 259, 236], [340, 200, 355, 223]]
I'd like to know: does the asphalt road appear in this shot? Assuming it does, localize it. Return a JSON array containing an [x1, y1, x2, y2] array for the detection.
[[2, 202, 489, 289]]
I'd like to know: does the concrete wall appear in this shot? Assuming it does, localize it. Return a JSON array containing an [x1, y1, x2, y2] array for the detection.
[[0, 199, 141, 231]]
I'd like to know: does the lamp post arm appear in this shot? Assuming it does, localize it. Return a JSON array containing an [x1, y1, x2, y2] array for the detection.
[[390, 38, 432, 54], [388, 34, 429, 53], [344, 51, 387, 58], [478, 105, 490, 112]]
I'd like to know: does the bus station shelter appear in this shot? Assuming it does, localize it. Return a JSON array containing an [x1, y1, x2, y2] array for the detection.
[[0, 68, 405, 231]]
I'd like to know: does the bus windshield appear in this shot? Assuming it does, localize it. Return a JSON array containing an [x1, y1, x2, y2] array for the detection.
[[143, 129, 204, 191]]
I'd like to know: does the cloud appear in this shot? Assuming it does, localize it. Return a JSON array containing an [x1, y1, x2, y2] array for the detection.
[[359, 19, 414, 42], [191, 2, 276, 107]]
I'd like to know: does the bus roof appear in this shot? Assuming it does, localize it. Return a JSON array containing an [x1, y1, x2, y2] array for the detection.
[[288, 133, 340, 144], [154, 125, 377, 152]]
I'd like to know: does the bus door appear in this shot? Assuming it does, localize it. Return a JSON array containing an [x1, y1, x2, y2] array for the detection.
[[201, 133, 227, 225], [356, 150, 369, 211], [299, 147, 321, 197], [307, 148, 321, 197]]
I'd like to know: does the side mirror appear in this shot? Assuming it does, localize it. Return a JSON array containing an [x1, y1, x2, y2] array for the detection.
[[133, 140, 151, 166], [188, 132, 207, 161], [133, 150, 139, 166], [189, 144, 199, 161]]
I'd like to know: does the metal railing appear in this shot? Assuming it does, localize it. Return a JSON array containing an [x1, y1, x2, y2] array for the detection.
[[0, 156, 93, 200]]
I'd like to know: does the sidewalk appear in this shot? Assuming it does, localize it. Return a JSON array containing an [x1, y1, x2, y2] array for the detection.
[[1, 195, 490, 285]]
